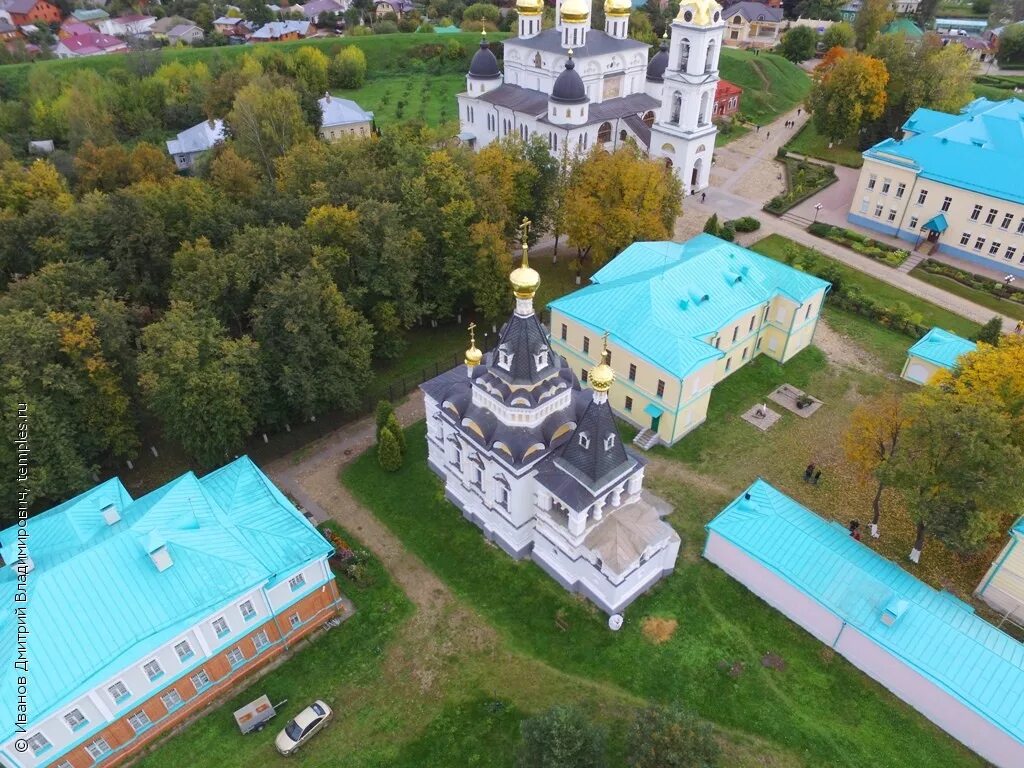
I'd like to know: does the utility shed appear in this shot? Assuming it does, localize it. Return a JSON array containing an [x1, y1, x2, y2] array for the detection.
[[976, 518, 1024, 624], [705, 479, 1024, 768]]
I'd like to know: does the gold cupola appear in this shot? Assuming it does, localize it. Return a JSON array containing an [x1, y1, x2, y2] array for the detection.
[[517, 0, 544, 15], [589, 335, 615, 392], [560, 0, 590, 24], [464, 322, 482, 368], [509, 218, 540, 300], [604, 0, 631, 17], [676, 0, 721, 25]]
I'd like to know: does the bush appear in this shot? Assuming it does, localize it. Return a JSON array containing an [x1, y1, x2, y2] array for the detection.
[[729, 216, 761, 233], [920, 259, 1024, 305], [516, 705, 606, 768], [377, 426, 403, 471], [627, 703, 719, 768], [703, 213, 720, 235], [331, 45, 367, 89], [347, 25, 372, 36], [384, 412, 406, 455], [976, 316, 1003, 346], [719, 224, 735, 242], [375, 399, 395, 437], [373, 20, 398, 33]]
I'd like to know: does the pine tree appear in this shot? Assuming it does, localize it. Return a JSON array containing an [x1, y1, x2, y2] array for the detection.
[[375, 399, 395, 439], [377, 426, 403, 472], [384, 412, 406, 456], [703, 213, 720, 236], [975, 316, 1003, 347]]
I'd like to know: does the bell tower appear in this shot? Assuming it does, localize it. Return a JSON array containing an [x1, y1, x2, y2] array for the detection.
[[648, 0, 724, 195]]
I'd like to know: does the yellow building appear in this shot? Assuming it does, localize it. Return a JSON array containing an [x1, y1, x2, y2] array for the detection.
[[548, 235, 830, 447], [976, 519, 1024, 623], [318, 94, 374, 142], [900, 326, 977, 385], [849, 98, 1024, 279]]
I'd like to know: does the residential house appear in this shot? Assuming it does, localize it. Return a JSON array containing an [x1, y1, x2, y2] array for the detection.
[[941, 34, 994, 63], [70, 8, 109, 23], [318, 93, 374, 140], [722, 1, 783, 48], [213, 16, 252, 36], [0, 457, 346, 768], [0, 19, 18, 39], [374, 0, 413, 18], [167, 23, 203, 44], [53, 31, 128, 57], [3, 0, 60, 26], [548, 235, 830, 447], [841, 0, 921, 20], [97, 14, 156, 37], [58, 20, 96, 38], [976, 518, 1024, 625], [848, 98, 1024, 278], [705, 480, 1024, 768], [900, 326, 976, 384], [249, 19, 314, 41], [881, 17, 922, 37], [27, 138, 54, 154], [165, 118, 225, 170], [713, 79, 742, 118], [299, 0, 346, 23], [934, 17, 987, 35], [149, 14, 191, 37]]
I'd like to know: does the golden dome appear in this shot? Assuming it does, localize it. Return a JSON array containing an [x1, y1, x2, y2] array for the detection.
[[604, 0, 631, 17], [590, 342, 615, 392], [517, 0, 544, 15], [510, 247, 541, 299], [560, 0, 590, 24], [675, 0, 722, 25], [465, 323, 482, 368]]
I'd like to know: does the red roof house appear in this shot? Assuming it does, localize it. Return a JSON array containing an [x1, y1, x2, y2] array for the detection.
[[6, 0, 61, 26], [52, 31, 128, 58], [713, 79, 743, 119]]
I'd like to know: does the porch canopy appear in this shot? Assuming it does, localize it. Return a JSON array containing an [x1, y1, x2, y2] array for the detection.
[[921, 213, 948, 233]]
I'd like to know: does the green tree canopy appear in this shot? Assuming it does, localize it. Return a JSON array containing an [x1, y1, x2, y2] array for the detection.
[[779, 25, 818, 62], [227, 78, 314, 180], [998, 23, 1024, 66], [822, 20, 855, 50], [516, 705, 606, 768], [627, 703, 720, 768]]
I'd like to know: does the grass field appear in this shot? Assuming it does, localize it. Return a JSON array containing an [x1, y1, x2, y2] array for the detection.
[[750, 234, 983, 339], [335, 72, 464, 128], [909, 265, 1024, 320], [719, 48, 811, 125], [340, 417, 987, 767], [784, 121, 863, 168]]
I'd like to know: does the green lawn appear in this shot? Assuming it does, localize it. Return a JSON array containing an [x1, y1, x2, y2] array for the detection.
[[719, 48, 811, 125], [336, 73, 464, 129], [785, 122, 863, 168], [341, 421, 986, 768], [137, 523, 416, 768], [750, 234, 983, 338], [715, 119, 752, 146], [910, 265, 1024, 321]]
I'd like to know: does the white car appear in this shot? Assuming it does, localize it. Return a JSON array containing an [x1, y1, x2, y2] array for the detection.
[[274, 700, 332, 756]]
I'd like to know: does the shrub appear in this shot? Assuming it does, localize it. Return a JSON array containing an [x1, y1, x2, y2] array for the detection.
[[516, 705, 606, 768], [807, 221, 831, 237], [384, 412, 406, 455], [373, 20, 398, 33], [976, 316, 1003, 346], [347, 25, 372, 36], [375, 399, 395, 437], [627, 703, 719, 768], [331, 45, 367, 89], [730, 216, 761, 233], [703, 213, 720, 235], [719, 224, 735, 242], [377, 426, 403, 471]]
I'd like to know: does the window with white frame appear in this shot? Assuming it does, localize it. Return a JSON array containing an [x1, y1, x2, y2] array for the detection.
[[143, 660, 163, 681], [971, 204, 982, 221], [960, 232, 971, 245], [990, 241, 1001, 255], [867, 174, 876, 190], [253, 629, 270, 651], [64, 708, 87, 730], [534, 349, 549, 370], [880, 179, 890, 194], [288, 573, 306, 591], [239, 600, 256, 621], [895, 182, 905, 198], [56, 762, 73, 768], [174, 640, 194, 662], [887, 209, 897, 222], [1017, 219, 1024, 234], [27, 733, 51, 754], [212, 617, 229, 637], [917, 189, 927, 205], [1001, 212, 1013, 229], [578, 432, 590, 449], [161, 690, 183, 710], [127, 710, 152, 733], [85, 738, 111, 760], [289, 612, 302, 629], [1007, 246, 1018, 261], [497, 348, 513, 371], [859, 197, 869, 213], [941, 196, 952, 212], [108, 680, 130, 702], [909, 216, 918, 229], [986, 208, 998, 225], [190, 669, 211, 690], [603, 434, 616, 451], [974, 237, 986, 251], [227, 646, 245, 667], [874, 204, 883, 217]]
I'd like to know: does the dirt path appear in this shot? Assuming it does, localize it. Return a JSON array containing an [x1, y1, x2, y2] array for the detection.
[[812, 318, 885, 376]]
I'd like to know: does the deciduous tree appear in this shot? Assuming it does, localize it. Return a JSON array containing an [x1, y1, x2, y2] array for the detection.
[[822, 20, 855, 50], [227, 79, 314, 180], [779, 25, 818, 62], [854, 0, 893, 49], [331, 45, 368, 89], [807, 50, 888, 143], [290, 46, 330, 95], [998, 23, 1024, 66], [843, 393, 909, 537], [627, 703, 719, 768], [516, 705, 606, 768]]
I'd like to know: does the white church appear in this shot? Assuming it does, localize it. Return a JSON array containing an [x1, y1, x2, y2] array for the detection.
[[457, 0, 725, 193], [420, 227, 680, 615]]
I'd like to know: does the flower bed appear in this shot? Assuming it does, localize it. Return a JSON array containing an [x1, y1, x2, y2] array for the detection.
[[764, 157, 838, 215], [807, 222, 909, 267], [919, 259, 1024, 307]]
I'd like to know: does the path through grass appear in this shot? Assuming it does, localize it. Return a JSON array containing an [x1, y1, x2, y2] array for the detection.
[[719, 48, 811, 125]]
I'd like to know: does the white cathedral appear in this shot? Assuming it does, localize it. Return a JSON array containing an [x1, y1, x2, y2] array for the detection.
[[420, 230, 680, 615], [457, 0, 726, 193]]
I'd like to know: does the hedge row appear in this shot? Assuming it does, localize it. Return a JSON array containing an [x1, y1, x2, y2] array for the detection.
[[807, 222, 908, 267], [920, 259, 1024, 306], [764, 157, 838, 215]]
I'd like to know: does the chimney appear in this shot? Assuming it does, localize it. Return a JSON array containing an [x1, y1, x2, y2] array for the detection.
[[880, 597, 908, 627], [101, 503, 121, 526], [143, 532, 173, 572]]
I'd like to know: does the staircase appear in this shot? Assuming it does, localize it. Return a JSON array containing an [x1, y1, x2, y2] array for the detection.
[[780, 211, 813, 228], [898, 248, 926, 274], [633, 428, 661, 451]]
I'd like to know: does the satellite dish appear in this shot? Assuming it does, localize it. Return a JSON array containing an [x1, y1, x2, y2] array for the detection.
[[608, 614, 624, 631]]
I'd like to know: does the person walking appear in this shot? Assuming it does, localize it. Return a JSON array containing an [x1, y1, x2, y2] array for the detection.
[[849, 520, 861, 541], [813, 469, 822, 485], [701, 191, 706, 203], [803, 463, 815, 482]]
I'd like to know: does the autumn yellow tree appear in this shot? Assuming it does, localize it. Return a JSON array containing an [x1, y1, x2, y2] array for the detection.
[[472, 136, 539, 239], [563, 145, 682, 283], [843, 393, 910, 538], [806, 51, 888, 144]]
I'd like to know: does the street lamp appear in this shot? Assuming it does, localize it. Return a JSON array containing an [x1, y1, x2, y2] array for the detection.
[[813, 203, 823, 223]]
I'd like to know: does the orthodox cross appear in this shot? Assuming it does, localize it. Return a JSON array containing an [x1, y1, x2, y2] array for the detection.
[[468, 321, 477, 344], [518, 217, 531, 246]]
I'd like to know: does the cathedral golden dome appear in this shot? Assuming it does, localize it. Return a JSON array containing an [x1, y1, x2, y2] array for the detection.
[[604, 0, 632, 17], [589, 341, 615, 392], [465, 323, 482, 368], [510, 249, 541, 299], [517, 0, 544, 15], [560, 0, 590, 24]]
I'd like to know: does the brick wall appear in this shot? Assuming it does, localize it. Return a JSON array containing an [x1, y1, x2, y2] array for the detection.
[[52, 580, 343, 768]]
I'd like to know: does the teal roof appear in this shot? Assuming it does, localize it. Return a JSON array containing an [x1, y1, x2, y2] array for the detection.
[[921, 213, 947, 233], [866, 98, 1024, 205], [882, 18, 923, 37], [907, 327, 977, 369], [548, 235, 830, 379], [431, 24, 461, 33], [0, 457, 331, 739], [71, 8, 109, 20], [707, 480, 1024, 745]]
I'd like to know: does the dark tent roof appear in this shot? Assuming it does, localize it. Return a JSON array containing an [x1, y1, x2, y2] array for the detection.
[[553, 397, 633, 492], [468, 38, 501, 80], [646, 39, 669, 82], [550, 56, 588, 104]]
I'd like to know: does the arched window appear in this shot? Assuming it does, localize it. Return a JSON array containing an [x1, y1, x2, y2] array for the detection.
[[534, 52, 542, 68], [603, 434, 616, 451], [597, 122, 612, 143], [670, 93, 682, 125], [679, 38, 690, 71], [578, 432, 590, 449], [642, 110, 655, 128], [705, 40, 716, 73], [698, 92, 710, 126], [619, 129, 628, 141]]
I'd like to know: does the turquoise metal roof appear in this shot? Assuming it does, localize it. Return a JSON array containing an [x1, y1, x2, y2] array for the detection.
[[548, 235, 830, 379], [921, 213, 947, 233], [866, 98, 1024, 205], [707, 479, 1024, 746], [0, 457, 332, 739], [907, 327, 977, 369]]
